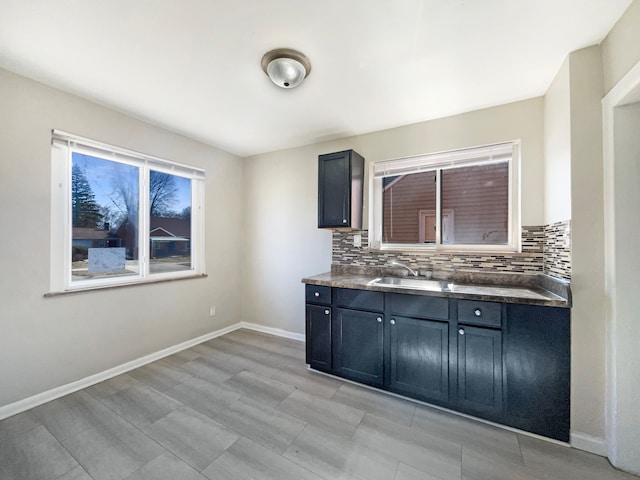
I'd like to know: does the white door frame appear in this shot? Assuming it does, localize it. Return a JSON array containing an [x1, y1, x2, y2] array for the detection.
[[602, 58, 640, 474], [418, 209, 454, 243]]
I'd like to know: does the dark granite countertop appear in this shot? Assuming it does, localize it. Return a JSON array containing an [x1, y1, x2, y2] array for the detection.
[[302, 267, 571, 308]]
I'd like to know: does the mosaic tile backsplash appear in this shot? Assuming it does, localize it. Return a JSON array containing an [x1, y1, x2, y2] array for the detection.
[[332, 222, 571, 280], [543, 220, 571, 280]]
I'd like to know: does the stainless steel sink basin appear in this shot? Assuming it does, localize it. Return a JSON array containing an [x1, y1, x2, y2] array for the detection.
[[370, 277, 451, 291]]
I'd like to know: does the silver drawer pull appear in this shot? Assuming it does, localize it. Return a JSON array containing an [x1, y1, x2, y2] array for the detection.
[[474, 308, 482, 317], [314, 292, 320, 297], [459, 328, 465, 335], [390, 319, 396, 325], [377, 317, 382, 323], [324, 310, 330, 315]]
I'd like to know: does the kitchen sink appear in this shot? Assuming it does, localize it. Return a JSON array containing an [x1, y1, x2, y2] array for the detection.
[[370, 277, 452, 292]]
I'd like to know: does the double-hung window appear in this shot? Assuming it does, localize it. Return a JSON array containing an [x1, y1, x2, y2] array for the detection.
[[50, 130, 205, 292], [369, 142, 520, 252]]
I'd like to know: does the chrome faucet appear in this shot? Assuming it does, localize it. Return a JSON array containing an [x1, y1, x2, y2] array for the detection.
[[390, 261, 419, 277]]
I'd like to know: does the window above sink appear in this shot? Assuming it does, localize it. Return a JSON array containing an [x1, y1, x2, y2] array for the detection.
[[368, 142, 521, 253]]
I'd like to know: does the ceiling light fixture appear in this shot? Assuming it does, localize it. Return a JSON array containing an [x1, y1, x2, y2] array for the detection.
[[261, 48, 311, 89]]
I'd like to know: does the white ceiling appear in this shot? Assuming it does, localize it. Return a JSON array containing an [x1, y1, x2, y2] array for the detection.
[[0, 0, 632, 157]]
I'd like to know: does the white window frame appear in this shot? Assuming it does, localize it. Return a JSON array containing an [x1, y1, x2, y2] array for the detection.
[[368, 141, 521, 253], [50, 130, 206, 293]]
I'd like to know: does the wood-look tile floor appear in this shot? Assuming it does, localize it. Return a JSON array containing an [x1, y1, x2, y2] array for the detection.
[[1, 329, 638, 480]]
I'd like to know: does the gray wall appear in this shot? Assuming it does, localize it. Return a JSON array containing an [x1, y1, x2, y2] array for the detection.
[[602, 0, 640, 93], [0, 68, 244, 408], [545, 46, 608, 451], [543, 57, 571, 224]]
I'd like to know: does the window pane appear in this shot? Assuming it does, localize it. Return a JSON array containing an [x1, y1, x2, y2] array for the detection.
[[382, 171, 436, 244], [441, 162, 509, 245], [71, 153, 139, 281], [149, 171, 192, 274]]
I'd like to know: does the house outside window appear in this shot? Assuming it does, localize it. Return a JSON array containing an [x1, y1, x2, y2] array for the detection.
[[50, 131, 205, 292], [369, 142, 520, 252]]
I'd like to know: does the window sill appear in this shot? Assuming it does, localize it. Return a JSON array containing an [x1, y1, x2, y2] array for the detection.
[[44, 273, 208, 298], [371, 244, 522, 255]]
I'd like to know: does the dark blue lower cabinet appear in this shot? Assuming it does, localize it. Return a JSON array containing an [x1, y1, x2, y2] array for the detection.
[[457, 325, 503, 417], [504, 304, 570, 442], [304, 286, 570, 442], [305, 304, 332, 372], [333, 307, 384, 387], [387, 315, 449, 404]]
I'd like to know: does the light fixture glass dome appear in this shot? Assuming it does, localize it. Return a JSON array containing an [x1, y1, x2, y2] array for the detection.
[[261, 48, 311, 89]]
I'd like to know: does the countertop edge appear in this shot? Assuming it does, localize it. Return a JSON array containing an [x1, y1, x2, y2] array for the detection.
[[301, 272, 571, 308]]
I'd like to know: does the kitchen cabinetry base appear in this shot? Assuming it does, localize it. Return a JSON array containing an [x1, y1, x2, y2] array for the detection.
[[304, 284, 570, 442], [307, 364, 572, 446]]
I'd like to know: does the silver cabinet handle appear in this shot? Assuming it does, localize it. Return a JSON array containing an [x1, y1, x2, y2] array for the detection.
[[459, 328, 465, 335], [342, 219, 347, 223], [376, 317, 382, 323], [314, 292, 320, 297], [474, 308, 482, 317], [390, 319, 396, 325], [324, 310, 330, 315]]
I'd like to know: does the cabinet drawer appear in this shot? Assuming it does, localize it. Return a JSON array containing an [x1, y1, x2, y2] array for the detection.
[[335, 288, 384, 312], [305, 285, 332, 305], [388, 293, 449, 320], [458, 300, 501, 327]]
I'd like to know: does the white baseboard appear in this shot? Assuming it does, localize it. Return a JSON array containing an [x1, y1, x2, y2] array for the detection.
[[571, 432, 608, 457], [240, 322, 305, 342], [0, 322, 302, 421]]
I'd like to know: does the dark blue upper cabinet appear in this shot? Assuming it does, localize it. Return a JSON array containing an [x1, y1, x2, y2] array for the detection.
[[318, 150, 364, 229]]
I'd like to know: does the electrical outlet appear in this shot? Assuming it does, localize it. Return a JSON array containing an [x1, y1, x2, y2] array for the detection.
[[209, 306, 216, 316], [353, 234, 362, 247]]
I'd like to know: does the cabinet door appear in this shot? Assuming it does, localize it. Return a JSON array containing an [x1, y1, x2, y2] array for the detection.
[[318, 151, 350, 228], [388, 316, 449, 404], [305, 304, 332, 372], [457, 325, 503, 416], [504, 304, 570, 441], [333, 308, 384, 387]]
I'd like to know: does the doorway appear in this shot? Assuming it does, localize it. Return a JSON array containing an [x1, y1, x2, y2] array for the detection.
[[418, 209, 454, 243], [603, 61, 640, 474]]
